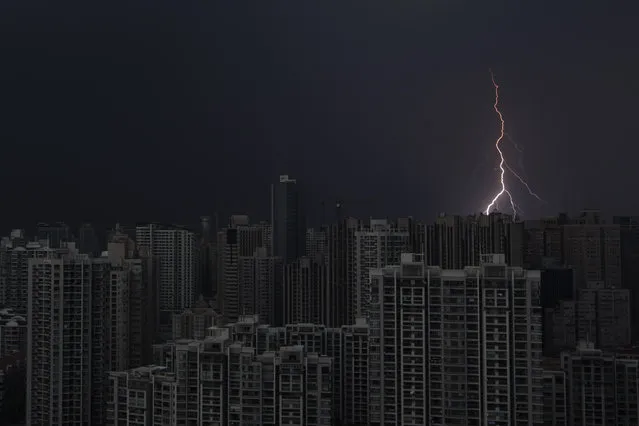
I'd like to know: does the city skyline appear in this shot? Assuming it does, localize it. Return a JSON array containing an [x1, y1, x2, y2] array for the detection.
[[3, 206, 639, 424], [1, 1, 638, 425]]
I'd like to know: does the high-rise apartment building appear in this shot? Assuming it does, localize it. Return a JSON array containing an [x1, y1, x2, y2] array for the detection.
[[27, 245, 112, 425], [77, 222, 100, 257], [340, 317, 370, 425], [541, 267, 577, 355], [576, 281, 631, 349], [368, 253, 543, 426], [396, 216, 427, 255], [431, 253, 543, 426], [136, 223, 198, 334], [0, 308, 26, 358], [0, 240, 51, 312], [326, 217, 360, 327], [107, 234, 158, 369], [172, 297, 222, 340], [542, 359, 567, 426], [284, 255, 329, 325], [238, 247, 284, 326], [199, 215, 216, 299], [36, 222, 71, 249], [368, 253, 430, 425], [271, 175, 305, 263], [561, 341, 639, 424], [306, 228, 327, 258], [354, 218, 410, 318], [523, 215, 567, 269], [27, 239, 156, 426], [545, 300, 578, 356], [112, 332, 332, 425], [425, 212, 523, 269], [613, 215, 639, 341], [563, 210, 621, 289], [217, 216, 271, 322], [117, 313, 371, 425], [108, 365, 171, 425]]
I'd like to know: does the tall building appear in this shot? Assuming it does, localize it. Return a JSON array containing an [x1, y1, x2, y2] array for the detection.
[[425, 212, 523, 269], [0, 308, 26, 358], [77, 222, 100, 257], [368, 254, 429, 425], [217, 216, 270, 322], [369, 253, 543, 426], [613, 215, 639, 341], [238, 247, 284, 326], [27, 245, 113, 425], [396, 216, 427, 255], [542, 359, 567, 426], [541, 266, 577, 355], [340, 317, 370, 425], [284, 255, 329, 325], [271, 175, 305, 263], [112, 334, 333, 425], [36, 222, 71, 249], [117, 312, 375, 425], [326, 217, 361, 327], [563, 210, 621, 289], [172, 297, 222, 340], [523, 215, 567, 269], [106, 233, 158, 369], [576, 281, 631, 349], [0, 240, 52, 312], [136, 223, 199, 334], [110, 334, 232, 426], [306, 228, 327, 258], [354, 218, 410, 318], [561, 341, 639, 424], [199, 216, 215, 299]]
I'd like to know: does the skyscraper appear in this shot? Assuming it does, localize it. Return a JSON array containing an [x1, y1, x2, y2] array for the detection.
[[613, 215, 639, 341], [271, 175, 305, 263], [199, 216, 215, 299], [238, 247, 284, 326], [426, 253, 543, 426], [425, 212, 522, 269], [562, 210, 621, 289], [368, 253, 543, 426], [135, 223, 198, 335], [561, 341, 639, 424], [77, 223, 100, 257], [284, 255, 329, 325], [326, 217, 361, 327], [354, 218, 410, 318], [217, 216, 270, 321], [36, 222, 70, 249], [27, 245, 112, 425], [0, 239, 51, 312]]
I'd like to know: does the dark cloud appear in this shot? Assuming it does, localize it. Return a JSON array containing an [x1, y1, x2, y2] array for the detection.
[[0, 0, 637, 230]]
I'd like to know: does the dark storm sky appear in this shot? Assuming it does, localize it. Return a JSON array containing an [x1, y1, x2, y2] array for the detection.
[[0, 1, 637, 228]]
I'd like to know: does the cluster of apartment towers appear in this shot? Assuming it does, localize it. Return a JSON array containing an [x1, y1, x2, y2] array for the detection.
[[1, 175, 638, 425]]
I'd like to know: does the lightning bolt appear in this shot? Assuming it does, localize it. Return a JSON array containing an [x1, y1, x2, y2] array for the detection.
[[504, 160, 545, 202], [505, 132, 524, 153], [483, 70, 544, 218], [484, 69, 517, 218]]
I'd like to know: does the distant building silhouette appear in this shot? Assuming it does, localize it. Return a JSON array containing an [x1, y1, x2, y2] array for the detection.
[[135, 223, 198, 336], [271, 175, 305, 263]]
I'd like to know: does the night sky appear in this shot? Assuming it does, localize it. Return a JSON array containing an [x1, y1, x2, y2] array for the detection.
[[0, 1, 637, 229]]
